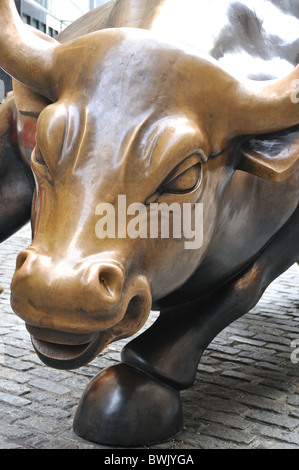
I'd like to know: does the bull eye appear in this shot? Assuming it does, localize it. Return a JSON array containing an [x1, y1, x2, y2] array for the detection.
[[162, 162, 202, 194], [145, 153, 204, 205], [32, 146, 46, 166], [162, 153, 203, 195], [31, 146, 54, 186]]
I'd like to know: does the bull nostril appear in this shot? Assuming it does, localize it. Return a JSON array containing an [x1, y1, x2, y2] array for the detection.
[[97, 265, 124, 303], [15, 250, 30, 271], [99, 272, 113, 297]]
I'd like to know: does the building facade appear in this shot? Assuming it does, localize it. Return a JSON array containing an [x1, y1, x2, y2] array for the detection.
[[0, 0, 108, 101]]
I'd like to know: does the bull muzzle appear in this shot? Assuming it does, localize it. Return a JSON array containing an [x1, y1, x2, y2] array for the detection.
[[10, 248, 152, 369]]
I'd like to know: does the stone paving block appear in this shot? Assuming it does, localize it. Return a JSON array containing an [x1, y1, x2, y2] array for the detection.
[[287, 395, 299, 406], [0, 407, 30, 425], [16, 414, 68, 435], [238, 351, 285, 364], [0, 367, 32, 384], [258, 361, 289, 372], [234, 392, 289, 414], [251, 423, 299, 446], [0, 422, 34, 440], [195, 373, 247, 390], [30, 366, 71, 382], [245, 366, 291, 382], [4, 347, 28, 361], [257, 441, 299, 449], [20, 390, 53, 404], [221, 370, 259, 382], [245, 409, 299, 431], [236, 344, 277, 355], [229, 336, 267, 347], [194, 396, 248, 415], [179, 431, 241, 449], [0, 391, 31, 407], [199, 423, 255, 445], [289, 409, 299, 419], [223, 326, 256, 338], [17, 435, 83, 450], [258, 378, 294, 392], [26, 403, 72, 420], [3, 357, 34, 371], [253, 334, 292, 346], [209, 352, 254, 365], [236, 382, 287, 400], [28, 378, 71, 395], [197, 364, 218, 374], [0, 439, 24, 449], [196, 407, 251, 430], [267, 343, 293, 353], [0, 378, 31, 396], [206, 343, 243, 355]]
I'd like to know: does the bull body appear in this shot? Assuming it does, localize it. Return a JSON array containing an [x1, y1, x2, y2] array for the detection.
[[0, 0, 298, 446]]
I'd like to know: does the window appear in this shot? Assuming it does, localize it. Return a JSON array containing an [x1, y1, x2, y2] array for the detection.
[[22, 14, 31, 25], [48, 27, 58, 37], [32, 19, 39, 30]]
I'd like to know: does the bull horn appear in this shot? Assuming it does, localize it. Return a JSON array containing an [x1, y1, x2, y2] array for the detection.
[[0, 0, 58, 101], [230, 65, 299, 137]]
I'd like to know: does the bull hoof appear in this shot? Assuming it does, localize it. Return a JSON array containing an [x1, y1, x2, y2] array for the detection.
[[73, 363, 183, 447]]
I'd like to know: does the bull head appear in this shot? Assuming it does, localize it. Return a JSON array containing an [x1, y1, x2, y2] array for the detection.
[[1, 0, 298, 370]]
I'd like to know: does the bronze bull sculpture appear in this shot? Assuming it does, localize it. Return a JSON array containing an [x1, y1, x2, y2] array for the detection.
[[0, 0, 298, 446]]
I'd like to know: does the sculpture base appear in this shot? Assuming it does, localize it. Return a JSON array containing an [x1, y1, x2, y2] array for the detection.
[[73, 363, 183, 447]]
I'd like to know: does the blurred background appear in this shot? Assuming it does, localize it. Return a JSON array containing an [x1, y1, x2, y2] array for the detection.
[[0, 0, 109, 101]]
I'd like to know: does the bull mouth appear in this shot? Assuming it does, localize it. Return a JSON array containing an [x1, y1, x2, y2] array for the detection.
[[26, 324, 105, 370], [25, 292, 152, 370]]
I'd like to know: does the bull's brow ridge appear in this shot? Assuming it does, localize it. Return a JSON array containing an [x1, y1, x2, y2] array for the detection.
[[64, 106, 89, 172], [143, 128, 165, 166]]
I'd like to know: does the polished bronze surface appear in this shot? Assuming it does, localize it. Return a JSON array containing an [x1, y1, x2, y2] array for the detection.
[[0, 0, 298, 446]]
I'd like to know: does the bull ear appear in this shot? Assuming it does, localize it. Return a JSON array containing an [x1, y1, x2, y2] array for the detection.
[[13, 80, 51, 118], [237, 126, 299, 182]]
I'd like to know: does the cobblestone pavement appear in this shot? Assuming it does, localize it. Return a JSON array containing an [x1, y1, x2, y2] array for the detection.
[[0, 224, 299, 449]]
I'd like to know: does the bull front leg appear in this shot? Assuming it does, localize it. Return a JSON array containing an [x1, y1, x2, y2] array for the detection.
[[74, 206, 299, 447]]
